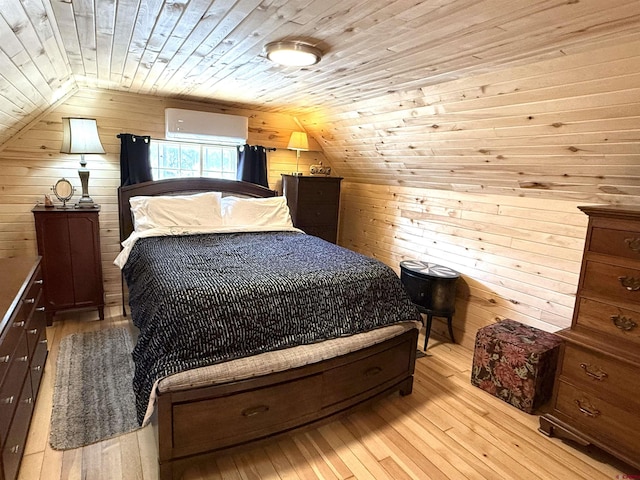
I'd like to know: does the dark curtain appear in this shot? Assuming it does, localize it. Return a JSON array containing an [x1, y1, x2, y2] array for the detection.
[[118, 133, 152, 186], [236, 144, 268, 188]]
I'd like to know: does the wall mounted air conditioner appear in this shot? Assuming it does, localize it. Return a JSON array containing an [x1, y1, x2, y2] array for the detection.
[[165, 108, 248, 145]]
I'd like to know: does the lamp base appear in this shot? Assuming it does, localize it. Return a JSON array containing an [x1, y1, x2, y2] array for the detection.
[[75, 198, 99, 209]]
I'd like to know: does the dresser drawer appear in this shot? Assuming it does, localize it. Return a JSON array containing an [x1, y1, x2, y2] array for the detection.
[[574, 297, 640, 343], [14, 270, 42, 327], [582, 261, 640, 304], [590, 226, 640, 261], [25, 289, 46, 358], [0, 322, 25, 386], [554, 380, 640, 460], [560, 344, 640, 402], [0, 337, 29, 445], [30, 333, 48, 399], [296, 181, 341, 205], [2, 376, 33, 480], [296, 205, 339, 226]]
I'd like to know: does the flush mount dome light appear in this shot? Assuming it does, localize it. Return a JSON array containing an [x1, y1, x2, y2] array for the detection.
[[265, 41, 322, 67]]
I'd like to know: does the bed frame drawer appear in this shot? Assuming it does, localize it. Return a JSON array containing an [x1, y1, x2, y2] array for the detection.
[[171, 374, 323, 453]]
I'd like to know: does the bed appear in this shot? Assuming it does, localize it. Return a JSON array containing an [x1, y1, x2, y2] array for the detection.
[[116, 177, 420, 479]]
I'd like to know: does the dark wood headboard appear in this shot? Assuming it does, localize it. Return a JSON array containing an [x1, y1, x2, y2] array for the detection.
[[117, 178, 277, 243]]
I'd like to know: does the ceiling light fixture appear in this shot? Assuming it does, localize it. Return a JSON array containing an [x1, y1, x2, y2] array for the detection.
[[265, 41, 322, 67]]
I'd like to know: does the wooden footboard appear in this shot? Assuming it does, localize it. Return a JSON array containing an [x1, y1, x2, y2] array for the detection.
[[154, 328, 418, 479]]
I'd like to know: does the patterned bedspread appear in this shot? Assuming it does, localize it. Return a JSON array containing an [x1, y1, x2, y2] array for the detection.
[[122, 231, 420, 424]]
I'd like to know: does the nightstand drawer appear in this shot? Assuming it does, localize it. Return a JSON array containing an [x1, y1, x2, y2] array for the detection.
[[296, 181, 340, 205], [574, 297, 640, 343], [301, 225, 338, 243]]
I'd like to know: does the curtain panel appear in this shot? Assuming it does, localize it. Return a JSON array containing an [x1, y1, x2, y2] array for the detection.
[[118, 133, 152, 186], [236, 144, 268, 188]]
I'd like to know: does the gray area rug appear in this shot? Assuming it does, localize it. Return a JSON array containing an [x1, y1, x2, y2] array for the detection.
[[50, 327, 140, 450]]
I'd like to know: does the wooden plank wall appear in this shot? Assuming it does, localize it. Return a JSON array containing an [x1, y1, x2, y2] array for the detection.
[[303, 38, 640, 347], [0, 88, 328, 309]]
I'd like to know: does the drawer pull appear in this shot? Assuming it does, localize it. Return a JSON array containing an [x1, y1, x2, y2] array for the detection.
[[33, 365, 42, 372], [35, 279, 44, 285], [618, 276, 640, 291], [13, 321, 25, 328], [23, 397, 33, 405], [364, 366, 383, 376], [1, 396, 14, 405], [9, 445, 20, 454], [39, 339, 48, 345], [575, 399, 600, 418], [23, 298, 35, 304], [611, 315, 637, 331], [241, 405, 269, 417], [625, 237, 640, 253], [36, 307, 45, 312], [579, 363, 608, 381], [0, 355, 9, 363], [28, 329, 38, 335], [18, 356, 28, 362]]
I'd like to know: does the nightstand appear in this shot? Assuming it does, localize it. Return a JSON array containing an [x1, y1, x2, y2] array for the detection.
[[32, 206, 104, 325], [282, 175, 343, 244]]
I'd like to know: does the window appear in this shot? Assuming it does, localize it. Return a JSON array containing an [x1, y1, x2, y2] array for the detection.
[[149, 140, 238, 180]]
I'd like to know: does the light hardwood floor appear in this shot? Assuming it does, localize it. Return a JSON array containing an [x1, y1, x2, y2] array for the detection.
[[17, 311, 634, 480]]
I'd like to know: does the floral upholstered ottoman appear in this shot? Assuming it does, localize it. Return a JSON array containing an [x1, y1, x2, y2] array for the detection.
[[471, 319, 562, 413]]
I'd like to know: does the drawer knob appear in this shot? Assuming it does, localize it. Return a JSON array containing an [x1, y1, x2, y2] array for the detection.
[[39, 339, 48, 345], [0, 355, 9, 363], [18, 356, 28, 363], [23, 397, 33, 405], [28, 329, 38, 335], [618, 276, 640, 291], [33, 365, 42, 372], [579, 363, 608, 381], [13, 321, 25, 328], [23, 298, 35, 304], [575, 398, 600, 418], [625, 237, 640, 253], [241, 405, 269, 417], [36, 307, 45, 312], [9, 445, 20, 454], [1, 396, 14, 405], [35, 279, 44, 285]]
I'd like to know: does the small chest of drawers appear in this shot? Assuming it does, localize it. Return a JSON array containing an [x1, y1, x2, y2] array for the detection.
[[282, 175, 343, 244], [540, 205, 640, 471], [0, 257, 48, 480]]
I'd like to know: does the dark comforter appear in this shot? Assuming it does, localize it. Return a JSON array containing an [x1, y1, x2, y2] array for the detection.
[[123, 231, 420, 423]]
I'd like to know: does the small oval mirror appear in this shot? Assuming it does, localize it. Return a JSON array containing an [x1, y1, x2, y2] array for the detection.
[[52, 178, 75, 207]]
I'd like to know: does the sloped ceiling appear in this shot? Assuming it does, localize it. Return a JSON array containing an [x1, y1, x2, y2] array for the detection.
[[1, 0, 639, 157]]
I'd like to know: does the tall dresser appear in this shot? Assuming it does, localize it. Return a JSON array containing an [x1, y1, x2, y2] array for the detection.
[[281, 175, 343, 244], [0, 257, 48, 480], [540, 205, 640, 471], [32, 206, 104, 325]]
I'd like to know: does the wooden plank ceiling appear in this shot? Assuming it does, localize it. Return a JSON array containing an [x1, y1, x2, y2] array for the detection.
[[1, 0, 639, 135]]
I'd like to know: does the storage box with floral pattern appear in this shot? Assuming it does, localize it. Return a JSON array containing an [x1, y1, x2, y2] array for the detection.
[[471, 319, 562, 413]]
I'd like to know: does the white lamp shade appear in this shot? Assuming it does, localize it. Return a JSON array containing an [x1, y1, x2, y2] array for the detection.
[[287, 131, 309, 151], [60, 118, 105, 154]]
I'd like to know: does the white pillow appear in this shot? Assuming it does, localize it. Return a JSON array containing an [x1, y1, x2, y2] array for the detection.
[[221, 196, 293, 228], [130, 192, 223, 232]]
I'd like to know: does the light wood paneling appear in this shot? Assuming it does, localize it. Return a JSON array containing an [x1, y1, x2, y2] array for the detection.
[[301, 38, 640, 205], [338, 182, 588, 344], [0, 87, 330, 310], [1, 0, 640, 148], [18, 311, 634, 479]]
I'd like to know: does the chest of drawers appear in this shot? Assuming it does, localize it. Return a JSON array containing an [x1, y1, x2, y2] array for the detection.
[[282, 175, 343, 244], [0, 257, 48, 480], [540, 205, 640, 471]]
